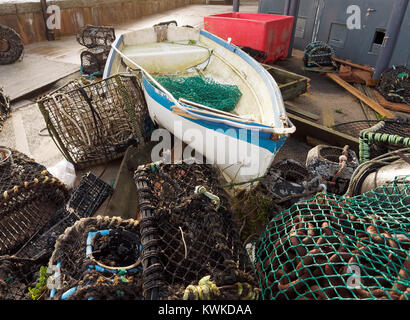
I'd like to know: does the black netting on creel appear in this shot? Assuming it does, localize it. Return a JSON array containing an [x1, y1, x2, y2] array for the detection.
[[134, 161, 260, 300], [0, 148, 69, 256], [0, 254, 49, 300], [240, 46, 267, 63], [303, 41, 336, 68], [262, 159, 322, 209], [359, 120, 410, 163], [15, 172, 113, 260], [0, 87, 10, 132], [76, 25, 116, 49], [377, 66, 410, 105], [80, 47, 111, 78], [0, 147, 48, 192], [47, 216, 143, 300]]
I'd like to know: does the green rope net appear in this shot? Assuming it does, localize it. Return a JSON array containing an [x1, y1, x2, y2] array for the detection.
[[255, 176, 410, 300], [154, 76, 242, 112]]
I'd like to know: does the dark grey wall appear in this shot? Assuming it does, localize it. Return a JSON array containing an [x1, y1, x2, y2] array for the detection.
[[258, 0, 410, 67]]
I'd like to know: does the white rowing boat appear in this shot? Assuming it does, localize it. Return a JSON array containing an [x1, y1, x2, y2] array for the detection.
[[103, 24, 295, 185]]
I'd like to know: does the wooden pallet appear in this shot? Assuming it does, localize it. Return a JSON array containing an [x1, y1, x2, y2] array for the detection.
[[262, 64, 310, 101]]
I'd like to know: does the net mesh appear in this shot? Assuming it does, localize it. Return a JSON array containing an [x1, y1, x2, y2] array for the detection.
[[0, 148, 69, 256], [377, 66, 410, 105], [0, 87, 10, 132], [359, 120, 410, 163], [0, 254, 49, 300], [15, 172, 113, 259], [240, 46, 267, 63], [303, 41, 336, 68], [37, 74, 151, 169], [332, 120, 381, 138], [154, 76, 242, 112], [80, 47, 111, 78], [134, 161, 259, 300], [76, 25, 116, 49], [48, 216, 143, 300], [255, 176, 410, 300]]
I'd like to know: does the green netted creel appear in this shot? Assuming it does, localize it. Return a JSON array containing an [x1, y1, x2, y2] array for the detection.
[[255, 176, 410, 300]]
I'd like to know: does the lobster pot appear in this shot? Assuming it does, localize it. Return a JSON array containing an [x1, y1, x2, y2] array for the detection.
[[377, 66, 410, 105], [76, 25, 116, 48], [80, 47, 111, 77], [255, 176, 410, 300], [359, 120, 410, 163], [0, 148, 69, 257], [16, 173, 113, 259], [0, 25, 24, 65], [37, 74, 150, 169], [48, 216, 143, 300], [332, 120, 383, 138], [134, 161, 259, 300], [303, 41, 335, 68], [0, 254, 49, 300], [262, 159, 321, 209], [306, 145, 359, 195]]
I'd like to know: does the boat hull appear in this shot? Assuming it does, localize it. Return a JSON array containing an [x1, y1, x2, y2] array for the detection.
[[142, 75, 287, 185]]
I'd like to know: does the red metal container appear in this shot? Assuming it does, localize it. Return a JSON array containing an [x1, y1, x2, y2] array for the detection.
[[204, 12, 294, 63]]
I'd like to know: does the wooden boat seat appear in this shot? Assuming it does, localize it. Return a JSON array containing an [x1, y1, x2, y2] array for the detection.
[[122, 42, 210, 74]]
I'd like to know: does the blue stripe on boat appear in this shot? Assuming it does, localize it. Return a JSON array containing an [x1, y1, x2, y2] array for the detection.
[[142, 75, 286, 154], [104, 35, 123, 78]]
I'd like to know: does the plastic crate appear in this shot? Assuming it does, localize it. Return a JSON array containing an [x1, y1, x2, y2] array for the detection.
[[204, 12, 294, 64]]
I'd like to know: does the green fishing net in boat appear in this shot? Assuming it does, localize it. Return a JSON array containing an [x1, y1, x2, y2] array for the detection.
[[154, 76, 242, 112]]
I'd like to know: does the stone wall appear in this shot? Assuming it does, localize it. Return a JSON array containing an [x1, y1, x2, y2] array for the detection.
[[0, 0, 207, 44]]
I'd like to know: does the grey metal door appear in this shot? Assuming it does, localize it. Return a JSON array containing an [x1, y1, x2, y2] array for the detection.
[[258, 0, 322, 50], [315, 0, 394, 67]]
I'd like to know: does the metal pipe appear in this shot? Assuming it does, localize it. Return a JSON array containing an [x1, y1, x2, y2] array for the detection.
[[373, 0, 409, 79], [287, 0, 300, 58], [233, 0, 240, 12], [40, 0, 55, 41], [284, 0, 291, 15]]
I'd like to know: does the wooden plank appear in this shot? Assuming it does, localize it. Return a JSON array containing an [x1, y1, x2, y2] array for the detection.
[[326, 73, 395, 119], [353, 84, 379, 120], [304, 66, 338, 73], [262, 63, 310, 100], [332, 57, 374, 73], [321, 106, 335, 127], [373, 90, 410, 114], [289, 113, 360, 155], [306, 136, 328, 147], [285, 102, 320, 121]]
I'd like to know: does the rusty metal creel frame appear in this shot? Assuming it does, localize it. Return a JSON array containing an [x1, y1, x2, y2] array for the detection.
[[37, 74, 150, 169]]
